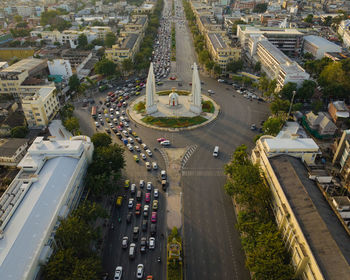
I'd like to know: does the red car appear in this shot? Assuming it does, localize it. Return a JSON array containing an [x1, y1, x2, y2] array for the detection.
[[117, 103, 122, 108], [157, 137, 166, 143], [151, 212, 157, 223], [125, 95, 130, 100], [145, 193, 151, 203], [135, 203, 141, 215], [170, 76, 176, 80], [108, 92, 114, 96]]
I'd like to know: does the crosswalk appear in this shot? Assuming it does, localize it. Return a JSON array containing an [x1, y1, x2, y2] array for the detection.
[[181, 168, 225, 177], [181, 145, 198, 168]]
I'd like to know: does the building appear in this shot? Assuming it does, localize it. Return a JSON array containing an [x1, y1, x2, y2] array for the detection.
[[324, 52, 350, 61], [0, 138, 29, 166], [237, 25, 303, 57], [122, 15, 148, 35], [303, 35, 342, 59], [255, 38, 309, 89], [338, 20, 350, 47], [205, 33, 241, 71], [0, 33, 13, 45], [305, 112, 338, 136], [106, 33, 142, 63], [252, 129, 350, 279], [328, 101, 349, 126], [47, 59, 73, 80], [332, 130, 350, 188], [84, 26, 112, 40], [0, 58, 48, 98], [0, 136, 94, 280], [21, 87, 59, 128], [0, 48, 35, 61], [0, 62, 8, 70]]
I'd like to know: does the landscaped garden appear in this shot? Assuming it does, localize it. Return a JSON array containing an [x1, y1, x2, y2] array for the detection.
[[133, 101, 145, 113], [202, 100, 214, 113], [157, 90, 190, 96], [142, 115, 206, 128]]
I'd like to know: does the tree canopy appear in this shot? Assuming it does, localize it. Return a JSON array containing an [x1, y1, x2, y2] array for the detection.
[[91, 133, 112, 148], [94, 58, 116, 76], [77, 34, 88, 49], [105, 32, 116, 48], [68, 74, 80, 91], [10, 126, 28, 138], [226, 60, 243, 73], [263, 117, 284, 136]]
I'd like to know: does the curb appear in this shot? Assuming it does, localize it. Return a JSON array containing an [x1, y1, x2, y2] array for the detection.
[[127, 94, 220, 132]]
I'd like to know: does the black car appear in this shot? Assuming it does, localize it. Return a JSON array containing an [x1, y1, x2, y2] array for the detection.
[[142, 219, 148, 232], [116, 132, 122, 139], [133, 226, 139, 241], [140, 237, 147, 253], [150, 223, 157, 236], [126, 212, 132, 224]]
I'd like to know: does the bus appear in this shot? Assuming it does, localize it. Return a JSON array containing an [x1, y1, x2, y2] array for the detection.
[[91, 106, 97, 119]]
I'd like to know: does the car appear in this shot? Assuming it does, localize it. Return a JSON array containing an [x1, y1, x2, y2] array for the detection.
[[149, 237, 155, 249], [217, 79, 225, 83], [143, 204, 149, 217], [135, 203, 141, 215], [145, 193, 151, 203], [152, 162, 158, 170], [150, 223, 157, 236], [151, 212, 157, 223], [134, 145, 141, 152], [127, 212, 132, 223], [152, 200, 158, 210], [250, 124, 257, 130], [146, 161, 151, 171], [95, 121, 100, 128], [160, 140, 170, 146], [133, 226, 139, 240], [154, 188, 159, 198], [127, 144, 133, 151], [122, 236, 128, 249], [146, 276, 153, 280], [161, 170, 166, 180], [170, 76, 176, 80], [141, 143, 148, 150], [129, 243, 136, 259], [127, 137, 134, 144], [133, 155, 139, 162], [136, 264, 144, 279], [208, 89, 214, 94], [128, 198, 134, 209], [146, 182, 152, 191], [146, 149, 153, 157], [142, 219, 148, 232], [157, 137, 166, 142], [125, 180, 130, 189], [139, 180, 145, 188], [140, 237, 147, 253], [140, 153, 147, 160], [114, 266, 123, 280]]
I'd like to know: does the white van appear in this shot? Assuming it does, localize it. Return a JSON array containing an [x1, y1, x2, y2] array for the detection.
[[213, 146, 219, 157]]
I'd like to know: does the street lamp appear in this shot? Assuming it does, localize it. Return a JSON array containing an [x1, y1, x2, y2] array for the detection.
[[287, 90, 296, 119]]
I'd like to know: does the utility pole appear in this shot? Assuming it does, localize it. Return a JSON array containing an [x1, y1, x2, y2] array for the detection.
[[287, 90, 296, 119]]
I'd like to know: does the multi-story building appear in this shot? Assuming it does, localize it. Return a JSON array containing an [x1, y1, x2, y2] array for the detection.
[[252, 124, 350, 280], [84, 26, 112, 40], [338, 20, 350, 47], [303, 35, 342, 59], [21, 86, 59, 128], [0, 136, 94, 280], [0, 138, 29, 167], [106, 33, 142, 63], [333, 130, 350, 188], [47, 59, 73, 80], [122, 15, 148, 35], [0, 58, 48, 98], [237, 25, 303, 57], [205, 33, 241, 71]]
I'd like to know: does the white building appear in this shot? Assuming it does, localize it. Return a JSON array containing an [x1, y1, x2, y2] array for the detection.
[[47, 59, 73, 79], [21, 87, 60, 128], [254, 37, 310, 89], [338, 20, 350, 48], [303, 35, 342, 59], [0, 136, 94, 280]]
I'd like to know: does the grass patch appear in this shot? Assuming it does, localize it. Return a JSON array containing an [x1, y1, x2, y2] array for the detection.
[[133, 101, 145, 113], [168, 262, 182, 280], [157, 90, 190, 96], [171, 23, 176, 61], [142, 116, 206, 128], [202, 100, 214, 113]]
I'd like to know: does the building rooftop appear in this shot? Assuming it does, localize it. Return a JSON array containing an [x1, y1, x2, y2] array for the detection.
[[304, 35, 341, 48], [208, 33, 227, 50], [270, 156, 350, 279], [0, 138, 28, 157], [0, 58, 45, 74], [122, 33, 139, 50], [263, 137, 320, 152]]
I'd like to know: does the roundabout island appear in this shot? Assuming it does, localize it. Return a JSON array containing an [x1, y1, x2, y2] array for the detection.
[[128, 62, 219, 131]]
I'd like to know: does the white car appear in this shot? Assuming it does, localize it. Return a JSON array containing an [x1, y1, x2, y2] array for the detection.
[[139, 179, 145, 188], [147, 182, 152, 191], [154, 188, 159, 198], [152, 162, 158, 170], [140, 153, 147, 160], [146, 149, 153, 157], [141, 143, 148, 150], [127, 137, 134, 144], [146, 162, 151, 171], [122, 130, 129, 137], [160, 140, 170, 146], [136, 264, 144, 279], [114, 266, 123, 280], [128, 198, 134, 209], [127, 144, 133, 151], [149, 237, 155, 249], [95, 122, 100, 128]]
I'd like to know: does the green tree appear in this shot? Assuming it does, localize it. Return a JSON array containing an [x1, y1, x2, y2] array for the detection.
[[68, 256, 102, 280], [253, 3, 268, 13], [96, 47, 105, 58], [270, 98, 290, 115], [304, 14, 313, 23], [231, 20, 245, 35], [122, 58, 133, 74], [105, 32, 116, 48], [10, 126, 28, 138], [254, 61, 261, 72], [63, 117, 80, 134], [226, 60, 243, 73], [91, 38, 104, 46], [44, 249, 77, 280], [77, 34, 88, 49], [213, 64, 222, 75], [312, 100, 324, 113], [303, 52, 314, 60], [91, 133, 112, 148], [297, 80, 316, 100], [60, 104, 75, 120], [263, 117, 284, 136], [94, 59, 116, 76], [14, 15, 23, 23], [279, 82, 297, 100], [91, 144, 125, 174], [68, 74, 80, 91]]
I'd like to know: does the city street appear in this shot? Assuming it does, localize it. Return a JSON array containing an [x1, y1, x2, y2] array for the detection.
[[74, 0, 270, 279]]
